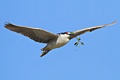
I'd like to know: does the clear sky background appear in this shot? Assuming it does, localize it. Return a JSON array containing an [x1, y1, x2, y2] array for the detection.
[[0, 0, 120, 80]]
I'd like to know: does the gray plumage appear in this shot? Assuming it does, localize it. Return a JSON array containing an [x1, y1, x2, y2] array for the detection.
[[5, 21, 117, 57]]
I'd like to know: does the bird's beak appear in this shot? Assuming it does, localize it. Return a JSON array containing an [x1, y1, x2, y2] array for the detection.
[[69, 33, 75, 36], [69, 32, 75, 39]]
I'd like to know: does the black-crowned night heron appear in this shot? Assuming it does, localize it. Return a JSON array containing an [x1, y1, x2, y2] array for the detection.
[[5, 21, 117, 57]]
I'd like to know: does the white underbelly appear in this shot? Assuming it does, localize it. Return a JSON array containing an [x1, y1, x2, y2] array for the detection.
[[46, 36, 70, 49], [54, 40, 68, 48]]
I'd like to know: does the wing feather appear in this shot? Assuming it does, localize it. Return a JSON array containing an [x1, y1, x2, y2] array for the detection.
[[5, 23, 58, 43], [70, 21, 117, 39]]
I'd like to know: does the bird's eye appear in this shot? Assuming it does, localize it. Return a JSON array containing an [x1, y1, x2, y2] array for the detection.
[[65, 32, 68, 34]]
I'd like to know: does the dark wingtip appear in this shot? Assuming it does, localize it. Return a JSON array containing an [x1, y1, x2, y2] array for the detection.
[[4, 22, 11, 27], [4, 22, 15, 29], [112, 20, 118, 24]]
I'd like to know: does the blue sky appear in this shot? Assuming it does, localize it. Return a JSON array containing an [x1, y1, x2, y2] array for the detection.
[[0, 0, 120, 80]]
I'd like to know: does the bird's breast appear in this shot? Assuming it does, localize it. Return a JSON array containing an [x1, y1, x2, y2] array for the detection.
[[47, 35, 70, 49], [55, 35, 70, 48]]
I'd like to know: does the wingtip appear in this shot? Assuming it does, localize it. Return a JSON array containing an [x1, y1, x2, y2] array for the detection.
[[103, 20, 118, 27], [4, 22, 15, 29], [112, 20, 118, 24], [4, 22, 11, 28]]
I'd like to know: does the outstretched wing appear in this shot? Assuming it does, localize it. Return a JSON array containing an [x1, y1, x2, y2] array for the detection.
[[5, 23, 58, 43], [70, 21, 117, 39]]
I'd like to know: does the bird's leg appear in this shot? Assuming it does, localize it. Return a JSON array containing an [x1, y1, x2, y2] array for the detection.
[[40, 50, 51, 57]]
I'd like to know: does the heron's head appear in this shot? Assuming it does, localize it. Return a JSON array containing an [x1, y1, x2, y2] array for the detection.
[[58, 32, 74, 35], [58, 32, 75, 39]]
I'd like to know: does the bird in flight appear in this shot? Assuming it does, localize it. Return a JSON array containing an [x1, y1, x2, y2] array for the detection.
[[5, 21, 117, 57]]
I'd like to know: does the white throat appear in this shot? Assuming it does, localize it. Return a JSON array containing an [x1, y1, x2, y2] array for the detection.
[[56, 34, 70, 44]]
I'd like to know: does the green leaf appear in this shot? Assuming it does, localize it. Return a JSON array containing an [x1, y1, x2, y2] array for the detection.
[[81, 42, 84, 45], [77, 38, 81, 41], [70, 32, 75, 34], [74, 42, 79, 46], [74, 37, 84, 48]]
